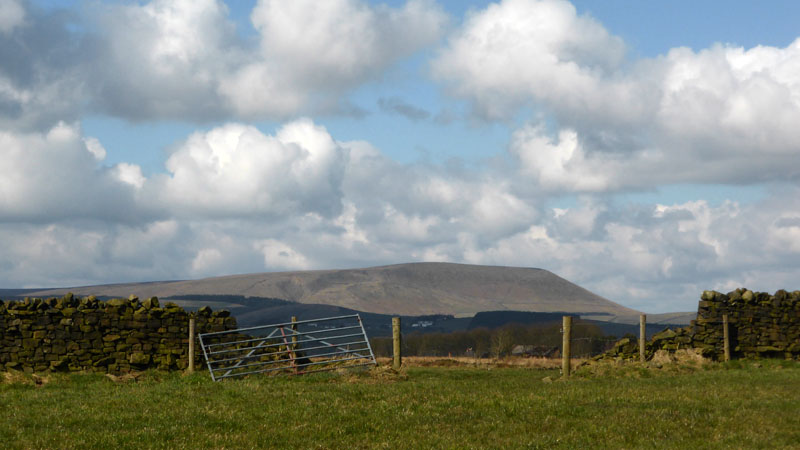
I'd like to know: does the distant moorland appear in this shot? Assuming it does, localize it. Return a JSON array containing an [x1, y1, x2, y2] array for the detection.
[[24, 262, 651, 319]]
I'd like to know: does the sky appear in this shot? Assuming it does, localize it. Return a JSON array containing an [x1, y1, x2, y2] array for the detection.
[[1, 0, 800, 313]]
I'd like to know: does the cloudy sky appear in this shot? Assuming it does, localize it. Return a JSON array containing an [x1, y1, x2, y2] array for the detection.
[[2, 0, 799, 312]]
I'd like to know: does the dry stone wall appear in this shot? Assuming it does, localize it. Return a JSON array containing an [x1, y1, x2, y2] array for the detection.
[[0, 294, 237, 374], [599, 288, 800, 361]]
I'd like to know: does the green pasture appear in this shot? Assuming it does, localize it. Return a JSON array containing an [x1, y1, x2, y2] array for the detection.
[[1, 360, 799, 449]]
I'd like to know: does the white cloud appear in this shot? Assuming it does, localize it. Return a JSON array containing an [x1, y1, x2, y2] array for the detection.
[[432, 0, 626, 119], [106, 220, 181, 266], [378, 205, 444, 244], [341, 141, 540, 246], [91, 0, 237, 120], [83, 137, 107, 161], [150, 119, 347, 218], [252, 0, 445, 86], [0, 123, 141, 222], [457, 192, 800, 311], [654, 42, 800, 155], [113, 163, 146, 189], [255, 239, 310, 271], [466, 182, 538, 238], [435, 0, 800, 189], [0, 70, 88, 131], [332, 202, 370, 248], [0, 0, 447, 126], [548, 198, 604, 239], [0, 224, 107, 288], [769, 215, 800, 254], [1, 116, 798, 313], [511, 124, 613, 191], [89, 0, 446, 120], [0, 3, 90, 130], [0, 0, 24, 35], [221, 0, 447, 117]]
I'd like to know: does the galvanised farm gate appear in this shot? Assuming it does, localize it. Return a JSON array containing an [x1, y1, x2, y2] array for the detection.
[[198, 314, 377, 381]]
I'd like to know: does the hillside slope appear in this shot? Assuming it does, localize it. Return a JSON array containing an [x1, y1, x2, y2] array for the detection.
[[27, 262, 641, 317]]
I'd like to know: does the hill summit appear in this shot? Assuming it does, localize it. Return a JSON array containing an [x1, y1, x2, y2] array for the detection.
[[28, 262, 639, 318]]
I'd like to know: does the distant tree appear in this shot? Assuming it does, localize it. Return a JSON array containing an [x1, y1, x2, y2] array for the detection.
[[472, 327, 491, 357], [371, 319, 612, 358], [490, 326, 514, 358]]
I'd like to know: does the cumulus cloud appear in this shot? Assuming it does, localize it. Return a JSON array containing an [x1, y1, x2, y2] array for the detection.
[[0, 116, 798, 312], [221, 0, 447, 117], [510, 115, 800, 192], [510, 124, 614, 191], [0, 0, 25, 35], [113, 163, 146, 189], [653, 42, 800, 155], [0, 0, 446, 126], [0, 2, 91, 130], [0, 123, 143, 222], [432, 0, 626, 120], [86, 0, 447, 120], [149, 119, 348, 218], [459, 191, 800, 311], [4, 178, 798, 312], [254, 239, 311, 271], [83, 137, 107, 161], [342, 140, 540, 244], [434, 0, 800, 189], [90, 0, 238, 120]]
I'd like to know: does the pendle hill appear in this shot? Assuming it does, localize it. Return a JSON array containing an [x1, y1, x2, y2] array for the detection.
[[15, 263, 693, 332]]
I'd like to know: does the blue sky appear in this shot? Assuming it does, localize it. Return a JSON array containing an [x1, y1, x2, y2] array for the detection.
[[2, 0, 800, 313]]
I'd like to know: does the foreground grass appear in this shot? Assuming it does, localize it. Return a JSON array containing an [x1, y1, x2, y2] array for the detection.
[[1, 361, 799, 449]]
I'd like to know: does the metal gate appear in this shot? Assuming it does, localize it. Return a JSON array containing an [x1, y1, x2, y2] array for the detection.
[[198, 314, 377, 381]]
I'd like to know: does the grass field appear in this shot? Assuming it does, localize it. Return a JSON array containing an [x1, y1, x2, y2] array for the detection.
[[2, 359, 799, 449]]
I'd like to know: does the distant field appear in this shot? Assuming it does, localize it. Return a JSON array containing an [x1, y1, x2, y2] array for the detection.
[[2, 360, 799, 449]]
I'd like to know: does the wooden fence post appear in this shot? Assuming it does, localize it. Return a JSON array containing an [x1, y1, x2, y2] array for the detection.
[[188, 315, 195, 373], [640, 314, 646, 362], [291, 316, 299, 373], [291, 316, 298, 350], [392, 317, 402, 370], [723, 314, 730, 362], [562, 316, 572, 377]]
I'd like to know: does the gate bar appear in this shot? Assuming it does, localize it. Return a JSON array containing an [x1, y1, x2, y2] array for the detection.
[[200, 314, 362, 337], [205, 326, 363, 348], [209, 340, 370, 365], [359, 316, 378, 365], [206, 332, 367, 355], [210, 347, 372, 373]]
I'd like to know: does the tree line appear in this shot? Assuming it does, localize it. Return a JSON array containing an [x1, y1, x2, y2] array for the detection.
[[370, 320, 619, 358]]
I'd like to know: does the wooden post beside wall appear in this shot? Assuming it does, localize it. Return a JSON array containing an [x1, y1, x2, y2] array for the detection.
[[640, 314, 646, 362], [188, 315, 195, 373], [392, 317, 402, 370], [562, 316, 572, 377], [723, 314, 731, 362]]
